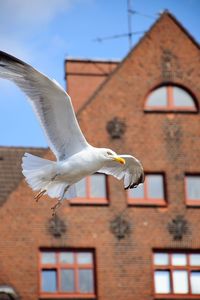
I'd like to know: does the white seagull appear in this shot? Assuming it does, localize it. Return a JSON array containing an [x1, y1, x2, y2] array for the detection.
[[0, 51, 144, 214]]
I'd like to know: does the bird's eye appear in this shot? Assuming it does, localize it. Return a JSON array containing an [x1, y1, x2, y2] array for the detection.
[[107, 151, 113, 156]]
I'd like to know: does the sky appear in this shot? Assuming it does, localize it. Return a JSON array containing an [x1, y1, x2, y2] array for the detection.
[[0, 0, 199, 148]]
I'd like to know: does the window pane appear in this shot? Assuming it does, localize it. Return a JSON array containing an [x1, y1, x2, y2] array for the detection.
[[171, 254, 187, 266], [191, 272, 200, 294], [76, 178, 86, 197], [77, 252, 93, 264], [173, 86, 195, 107], [61, 269, 75, 292], [78, 269, 94, 293], [187, 176, 200, 200], [59, 252, 74, 264], [41, 252, 56, 264], [154, 271, 170, 293], [190, 254, 200, 266], [148, 175, 164, 199], [147, 86, 167, 107], [154, 253, 169, 265], [90, 174, 106, 198], [42, 270, 57, 292], [129, 183, 144, 198], [172, 270, 188, 294]]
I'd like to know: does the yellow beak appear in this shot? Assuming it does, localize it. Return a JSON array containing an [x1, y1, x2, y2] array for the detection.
[[114, 156, 126, 165]]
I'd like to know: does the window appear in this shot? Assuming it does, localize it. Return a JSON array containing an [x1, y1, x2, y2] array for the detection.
[[39, 249, 96, 298], [145, 85, 197, 111], [70, 173, 108, 204], [128, 174, 166, 206], [153, 251, 200, 297], [185, 175, 200, 206]]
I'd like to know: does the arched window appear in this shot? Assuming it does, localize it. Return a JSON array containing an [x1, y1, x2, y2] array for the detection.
[[145, 85, 197, 111]]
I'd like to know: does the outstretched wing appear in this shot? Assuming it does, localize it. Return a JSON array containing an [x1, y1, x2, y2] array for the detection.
[[0, 51, 89, 161], [98, 155, 144, 189]]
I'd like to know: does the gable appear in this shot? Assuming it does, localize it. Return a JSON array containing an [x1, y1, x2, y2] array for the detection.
[[78, 11, 200, 124]]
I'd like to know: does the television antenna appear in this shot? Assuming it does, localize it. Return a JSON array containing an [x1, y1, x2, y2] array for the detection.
[[93, 0, 158, 50]]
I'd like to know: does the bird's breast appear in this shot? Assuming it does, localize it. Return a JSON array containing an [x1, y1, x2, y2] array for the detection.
[[56, 151, 103, 184]]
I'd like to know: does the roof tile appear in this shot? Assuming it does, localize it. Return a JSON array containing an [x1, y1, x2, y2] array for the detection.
[[0, 146, 47, 206]]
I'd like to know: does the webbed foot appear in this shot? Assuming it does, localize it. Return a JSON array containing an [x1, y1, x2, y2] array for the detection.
[[51, 201, 62, 216]]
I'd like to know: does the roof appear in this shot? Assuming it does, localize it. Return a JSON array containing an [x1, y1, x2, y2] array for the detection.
[[0, 146, 47, 206]]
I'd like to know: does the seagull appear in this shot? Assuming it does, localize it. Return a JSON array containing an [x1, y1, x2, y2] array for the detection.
[[0, 50, 144, 214]]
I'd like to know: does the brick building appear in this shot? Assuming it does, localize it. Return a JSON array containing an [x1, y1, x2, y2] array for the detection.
[[0, 11, 200, 300]]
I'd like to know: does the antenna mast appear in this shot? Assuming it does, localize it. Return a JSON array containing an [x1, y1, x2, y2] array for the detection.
[[127, 0, 132, 50]]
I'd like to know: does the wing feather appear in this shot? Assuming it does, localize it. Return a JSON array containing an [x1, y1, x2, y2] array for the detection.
[[98, 154, 144, 189], [0, 51, 89, 160]]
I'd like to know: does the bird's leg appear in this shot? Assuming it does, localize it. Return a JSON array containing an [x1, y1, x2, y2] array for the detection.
[[34, 173, 60, 202], [51, 173, 60, 181], [34, 189, 46, 202], [51, 185, 69, 216]]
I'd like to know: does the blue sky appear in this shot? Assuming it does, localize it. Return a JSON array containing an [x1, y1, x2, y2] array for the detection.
[[0, 0, 199, 148]]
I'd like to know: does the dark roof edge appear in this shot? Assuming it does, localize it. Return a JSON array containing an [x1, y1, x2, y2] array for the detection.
[[165, 10, 199, 50], [64, 58, 120, 81], [77, 10, 199, 117], [65, 57, 121, 64]]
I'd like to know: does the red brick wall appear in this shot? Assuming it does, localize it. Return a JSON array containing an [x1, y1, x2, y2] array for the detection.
[[77, 13, 200, 300], [0, 13, 199, 300]]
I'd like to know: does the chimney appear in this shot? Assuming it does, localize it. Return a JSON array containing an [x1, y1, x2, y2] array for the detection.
[[65, 58, 119, 112]]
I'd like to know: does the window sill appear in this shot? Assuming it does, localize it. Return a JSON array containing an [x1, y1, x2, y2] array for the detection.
[[70, 198, 109, 206], [144, 108, 198, 114], [128, 199, 167, 207], [155, 294, 200, 299], [186, 200, 200, 207], [40, 293, 96, 299]]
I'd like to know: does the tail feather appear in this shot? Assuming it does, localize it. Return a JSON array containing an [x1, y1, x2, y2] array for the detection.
[[22, 152, 52, 170], [22, 152, 77, 199], [22, 153, 55, 191]]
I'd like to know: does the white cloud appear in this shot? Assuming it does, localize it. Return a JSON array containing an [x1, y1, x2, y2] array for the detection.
[[0, 0, 93, 100], [0, 0, 89, 61], [0, 0, 76, 30]]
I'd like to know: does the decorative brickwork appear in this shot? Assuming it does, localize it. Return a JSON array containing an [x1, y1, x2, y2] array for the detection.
[[110, 214, 131, 239], [47, 215, 67, 238], [106, 117, 126, 139], [167, 215, 189, 240]]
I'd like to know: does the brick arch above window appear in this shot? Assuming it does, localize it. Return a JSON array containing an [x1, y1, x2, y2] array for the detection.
[[144, 84, 198, 112]]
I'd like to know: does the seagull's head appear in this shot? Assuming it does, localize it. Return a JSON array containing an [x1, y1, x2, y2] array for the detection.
[[100, 148, 125, 165]]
